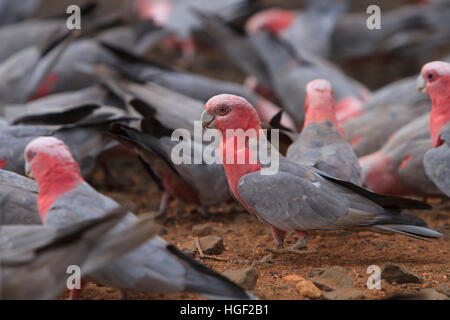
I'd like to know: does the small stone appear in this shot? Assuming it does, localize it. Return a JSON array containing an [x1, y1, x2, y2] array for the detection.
[[381, 263, 423, 284], [192, 224, 213, 236], [322, 288, 365, 300], [181, 236, 225, 255], [296, 280, 321, 299], [282, 275, 305, 283], [418, 289, 449, 300], [222, 267, 259, 290], [313, 266, 353, 291], [440, 283, 450, 297], [308, 268, 325, 278]]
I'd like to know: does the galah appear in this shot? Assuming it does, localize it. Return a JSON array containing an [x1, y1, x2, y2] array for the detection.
[[344, 55, 450, 156], [360, 113, 442, 196], [245, 0, 347, 58], [0, 169, 40, 225], [202, 94, 442, 251], [24, 136, 253, 299], [92, 67, 292, 216], [417, 61, 450, 197], [0, 205, 166, 300], [0, 0, 40, 26], [287, 79, 362, 186]]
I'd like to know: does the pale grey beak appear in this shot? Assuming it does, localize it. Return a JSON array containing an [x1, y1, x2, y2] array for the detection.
[[25, 162, 33, 179], [201, 110, 215, 129], [416, 75, 426, 93]]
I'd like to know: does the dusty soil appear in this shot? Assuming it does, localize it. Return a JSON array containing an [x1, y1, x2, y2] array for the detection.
[[59, 157, 449, 300]]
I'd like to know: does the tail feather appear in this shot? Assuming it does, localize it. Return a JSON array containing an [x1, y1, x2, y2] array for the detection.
[[166, 245, 255, 300], [373, 224, 444, 241]]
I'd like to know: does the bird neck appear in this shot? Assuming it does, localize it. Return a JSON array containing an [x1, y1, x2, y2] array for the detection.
[[31, 154, 83, 222], [429, 94, 450, 147], [304, 105, 344, 138], [219, 124, 264, 203]]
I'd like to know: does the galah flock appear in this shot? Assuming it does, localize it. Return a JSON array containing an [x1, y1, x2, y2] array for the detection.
[[0, 0, 448, 303]]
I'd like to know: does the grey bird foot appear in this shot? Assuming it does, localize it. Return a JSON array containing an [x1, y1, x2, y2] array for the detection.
[[265, 240, 318, 256]]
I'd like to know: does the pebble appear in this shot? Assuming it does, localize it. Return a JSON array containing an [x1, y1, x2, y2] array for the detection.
[[312, 266, 353, 291], [381, 263, 423, 284], [192, 224, 213, 236], [222, 267, 259, 290], [181, 236, 225, 255]]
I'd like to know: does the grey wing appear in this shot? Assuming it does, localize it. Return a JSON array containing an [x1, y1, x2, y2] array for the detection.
[[0, 225, 56, 260], [0, 169, 40, 225], [288, 123, 362, 185], [162, 138, 231, 205], [237, 163, 380, 232], [424, 128, 450, 197]]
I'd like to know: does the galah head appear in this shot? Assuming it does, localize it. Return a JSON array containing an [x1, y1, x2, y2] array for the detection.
[[245, 8, 295, 35], [202, 94, 260, 133], [24, 136, 81, 182], [304, 79, 335, 114], [417, 61, 450, 96]]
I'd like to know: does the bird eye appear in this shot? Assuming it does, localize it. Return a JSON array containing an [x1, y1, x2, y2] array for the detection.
[[427, 73, 433, 80], [217, 105, 230, 115]]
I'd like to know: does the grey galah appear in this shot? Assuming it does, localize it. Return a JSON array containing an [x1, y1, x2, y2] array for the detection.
[[360, 113, 442, 197], [0, 205, 166, 300], [0, 169, 40, 225], [287, 79, 362, 186], [245, 0, 347, 58], [96, 42, 296, 130], [344, 55, 450, 157], [0, 109, 131, 177], [247, 31, 370, 130], [417, 61, 450, 197], [24, 136, 254, 299], [202, 94, 442, 251], [0, 0, 40, 26]]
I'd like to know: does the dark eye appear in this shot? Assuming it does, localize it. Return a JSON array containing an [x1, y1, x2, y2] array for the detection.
[[217, 105, 230, 115], [427, 73, 433, 80]]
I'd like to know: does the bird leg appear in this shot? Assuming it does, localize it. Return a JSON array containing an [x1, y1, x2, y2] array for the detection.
[[271, 226, 287, 249], [266, 230, 318, 255]]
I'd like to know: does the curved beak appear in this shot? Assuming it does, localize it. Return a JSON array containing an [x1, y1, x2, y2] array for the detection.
[[201, 110, 216, 129], [25, 161, 33, 179], [416, 75, 426, 93]]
